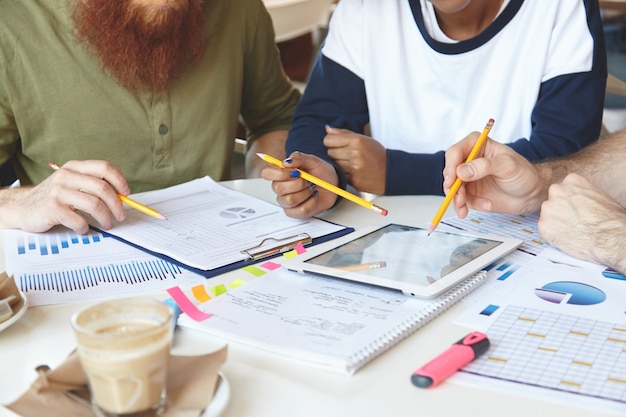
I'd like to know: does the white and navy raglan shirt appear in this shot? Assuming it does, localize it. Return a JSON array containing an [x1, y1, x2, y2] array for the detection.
[[286, 0, 607, 195]]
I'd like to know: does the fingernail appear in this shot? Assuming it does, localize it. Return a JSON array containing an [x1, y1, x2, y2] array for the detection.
[[284, 157, 293, 164], [459, 164, 475, 178], [290, 170, 301, 178]]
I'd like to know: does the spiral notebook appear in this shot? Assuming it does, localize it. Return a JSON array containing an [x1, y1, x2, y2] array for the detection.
[[178, 267, 486, 375]]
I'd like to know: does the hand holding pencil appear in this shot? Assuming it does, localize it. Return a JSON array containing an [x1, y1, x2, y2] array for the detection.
[[429, 119, 495, 235], [0, 160, 144, 234], [49, 162, 165, 221], [258, 152, 388, 217]]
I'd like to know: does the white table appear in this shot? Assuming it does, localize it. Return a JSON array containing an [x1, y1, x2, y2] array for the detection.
[[0, 179, 618, 417]]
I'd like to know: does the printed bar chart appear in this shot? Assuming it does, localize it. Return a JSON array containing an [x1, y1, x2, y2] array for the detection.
[[5, 228, 206, 306]]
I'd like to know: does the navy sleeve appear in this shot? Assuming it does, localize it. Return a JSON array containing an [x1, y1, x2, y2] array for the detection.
[[509, 71, 606, 159], [510, 0, 607, 159], [286, 53, 369, 191], [385, 150, 447, 196]]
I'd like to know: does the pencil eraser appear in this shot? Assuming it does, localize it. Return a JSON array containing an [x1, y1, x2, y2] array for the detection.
[[381, 209, 388, 216]]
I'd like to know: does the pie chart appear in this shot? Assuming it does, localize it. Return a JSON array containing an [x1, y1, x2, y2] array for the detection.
[[534, 281, 606, 306], [220, 207, 256, 219]]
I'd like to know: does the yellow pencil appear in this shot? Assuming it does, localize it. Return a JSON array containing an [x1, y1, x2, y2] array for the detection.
[[428, 118, 494, 235], [48, 162, 166, 220], [336, 261, 387, 272], [257, 153, 388, 216]]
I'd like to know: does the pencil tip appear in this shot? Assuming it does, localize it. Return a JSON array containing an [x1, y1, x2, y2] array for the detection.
[[427, 225, 436, 236], [158, 214, 167, 220]]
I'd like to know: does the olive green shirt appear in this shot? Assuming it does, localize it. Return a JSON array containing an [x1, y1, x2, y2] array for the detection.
[[0, 0, 300, 192]]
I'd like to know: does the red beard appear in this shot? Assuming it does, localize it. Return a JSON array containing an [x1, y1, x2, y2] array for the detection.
[[73, 0, 206, 92]]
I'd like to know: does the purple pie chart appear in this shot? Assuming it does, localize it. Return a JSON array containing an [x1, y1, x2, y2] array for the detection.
[[534, 281, 606, 305]]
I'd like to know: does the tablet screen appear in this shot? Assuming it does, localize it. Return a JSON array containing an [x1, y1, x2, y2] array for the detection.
[[303, 224, 502, 288]]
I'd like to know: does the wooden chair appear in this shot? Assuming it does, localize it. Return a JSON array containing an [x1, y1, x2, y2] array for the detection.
[[601, 73, 626, 138]]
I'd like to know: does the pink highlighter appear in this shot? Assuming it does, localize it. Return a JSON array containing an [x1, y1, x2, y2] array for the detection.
[[411, 331, 490, 388]]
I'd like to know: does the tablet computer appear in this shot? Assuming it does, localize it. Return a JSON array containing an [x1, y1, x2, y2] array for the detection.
[[283, 223, 522, 298]]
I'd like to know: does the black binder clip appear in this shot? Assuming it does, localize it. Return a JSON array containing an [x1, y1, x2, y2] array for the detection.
[[241, 233, 312, 260]]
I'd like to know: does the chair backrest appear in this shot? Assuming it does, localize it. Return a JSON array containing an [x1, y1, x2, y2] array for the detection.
[[0, 159, 17, 187], [601, 73, 626, 138], [264, 0, 333, 43]]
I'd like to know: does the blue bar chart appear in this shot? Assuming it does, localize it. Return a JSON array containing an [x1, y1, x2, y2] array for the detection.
[[5, 228, 205, 306]]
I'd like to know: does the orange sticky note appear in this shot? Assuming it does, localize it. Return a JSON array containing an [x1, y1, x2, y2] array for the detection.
[[191, 284, 212, 303]]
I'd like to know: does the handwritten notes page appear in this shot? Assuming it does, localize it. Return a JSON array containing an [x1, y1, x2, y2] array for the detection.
[[178, 267, 485, 375], [90, 177, 349, 271]]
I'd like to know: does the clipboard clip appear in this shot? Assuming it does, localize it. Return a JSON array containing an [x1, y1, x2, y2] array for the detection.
[[241, 233, 312, 260]]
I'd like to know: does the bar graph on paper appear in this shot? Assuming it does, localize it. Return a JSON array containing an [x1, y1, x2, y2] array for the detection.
[[5, 228, 205, 306], [463, 305, 626, 403]]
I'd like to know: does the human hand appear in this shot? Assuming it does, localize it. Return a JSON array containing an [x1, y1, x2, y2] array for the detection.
[[443, 132, 547, 218], [259, 152, 338, 218], [538, 173, 626, 274], [0, 160, 129, 234], [324, 126, 386, 194]]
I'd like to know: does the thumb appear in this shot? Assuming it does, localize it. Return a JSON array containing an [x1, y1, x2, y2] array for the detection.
[[325, 125, 348, 134], [456, 163, 477, 181]]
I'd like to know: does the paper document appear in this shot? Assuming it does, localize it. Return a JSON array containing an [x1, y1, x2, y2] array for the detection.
[[4, 227, 206, 306], [90, 177, 352, 273], [178, 267, 485, 375]]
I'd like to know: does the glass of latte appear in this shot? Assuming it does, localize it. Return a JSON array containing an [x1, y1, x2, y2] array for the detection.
[[72, 298, 173, 417]]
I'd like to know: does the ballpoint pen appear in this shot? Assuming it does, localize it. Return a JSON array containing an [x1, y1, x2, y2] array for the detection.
[[428, 119, 494, 235], [48, 162, 166, 220], [257, 153, 388, 216]]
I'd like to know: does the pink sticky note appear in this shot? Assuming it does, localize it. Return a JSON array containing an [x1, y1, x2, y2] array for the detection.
[[294, 242, 307, 255], [260, 261, 281, 271], [166, 287, 212, 322]]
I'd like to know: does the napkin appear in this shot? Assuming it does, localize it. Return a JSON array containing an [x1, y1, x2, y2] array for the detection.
[[0, 272, 24, 316], [6, 345, 228, 417]]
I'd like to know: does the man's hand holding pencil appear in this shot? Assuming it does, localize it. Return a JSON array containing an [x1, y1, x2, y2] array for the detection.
[[442, 128, 547, 219], [0, 160, 133, 235]]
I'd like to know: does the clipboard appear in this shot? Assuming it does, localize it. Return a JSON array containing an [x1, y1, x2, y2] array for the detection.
[[92, 222, 354, 278], [241, 233, 313, 260], [85, 176, 355, 278]]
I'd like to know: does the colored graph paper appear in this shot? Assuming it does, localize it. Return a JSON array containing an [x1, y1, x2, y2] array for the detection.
[[463, 305, 626, 403]]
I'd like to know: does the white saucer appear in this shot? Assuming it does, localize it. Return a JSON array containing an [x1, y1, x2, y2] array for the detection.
[[0, 291, 28, 332], [202, 372, 230, 417]]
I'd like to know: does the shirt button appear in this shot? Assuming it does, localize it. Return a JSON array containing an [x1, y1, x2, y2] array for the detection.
[[158, 124, 168, 135]]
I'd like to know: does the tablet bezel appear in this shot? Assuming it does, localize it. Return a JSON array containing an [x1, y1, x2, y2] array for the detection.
[[282, 223, 522, 298]]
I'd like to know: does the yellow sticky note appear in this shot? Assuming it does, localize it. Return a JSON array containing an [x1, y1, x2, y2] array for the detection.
[[243, 265, 266, 277], [210, 284, 228, 297], [228, 279, 247, 289], [283, 250, 299, 260]]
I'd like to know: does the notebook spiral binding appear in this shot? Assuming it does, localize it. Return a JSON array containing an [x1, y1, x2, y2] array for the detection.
[[348, 271, 487, 373]]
